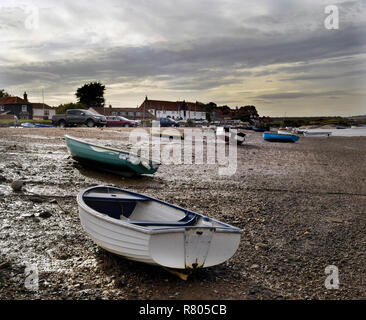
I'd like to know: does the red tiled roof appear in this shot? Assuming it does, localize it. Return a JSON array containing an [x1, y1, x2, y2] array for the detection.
[[139, 99, 204, 112], [0, 96, 29, 105]]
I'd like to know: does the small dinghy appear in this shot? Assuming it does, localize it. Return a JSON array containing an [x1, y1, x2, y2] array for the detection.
[[303, 131, 331, 137], [77, 186, 242, 269], [65, 135, 160, 177], [252, 126, 267, 132], [263, 132, 299, 143], [34, 123, 55, 128], [217, 127, 246, 145]]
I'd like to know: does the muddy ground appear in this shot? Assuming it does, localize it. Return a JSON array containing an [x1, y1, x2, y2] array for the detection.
[[0, 127, 366, 300]]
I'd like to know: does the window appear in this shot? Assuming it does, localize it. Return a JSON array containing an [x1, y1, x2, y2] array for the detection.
[[128, 112, 134, 116], [0, 105, 4, 112], [136, 112, 142, 117], [44, 109, 49, 116], [68, 110, 81, 115], [111, 112, 117, 116], [22, 105, 27, 112]]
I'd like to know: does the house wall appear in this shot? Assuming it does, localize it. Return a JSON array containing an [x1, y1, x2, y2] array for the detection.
[[148, 109, 206, 120], [0, 104, 32, 119], [33, 108, 56, 120]]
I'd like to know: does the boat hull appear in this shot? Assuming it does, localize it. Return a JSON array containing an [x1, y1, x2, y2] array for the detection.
[[303, 131, 331, 137], [263, 132, 299, 143], [252, 126, 267, 132], [65, 135, 159, 175], [77, 186, 242, 269]]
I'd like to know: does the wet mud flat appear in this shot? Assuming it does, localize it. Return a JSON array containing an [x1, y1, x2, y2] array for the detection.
[[0, 127, 366, 300]]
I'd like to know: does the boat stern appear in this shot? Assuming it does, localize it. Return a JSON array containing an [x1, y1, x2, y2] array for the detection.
[[149, 227, 241, 269]]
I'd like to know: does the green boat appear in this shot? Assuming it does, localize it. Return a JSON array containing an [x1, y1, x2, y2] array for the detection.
[[65, 135, 160, 177]]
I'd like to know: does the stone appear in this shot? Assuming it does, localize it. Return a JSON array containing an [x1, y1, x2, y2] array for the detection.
[[11, 180, 25, 192]]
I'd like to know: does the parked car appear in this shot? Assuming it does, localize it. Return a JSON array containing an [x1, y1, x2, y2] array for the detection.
[[52, 109, 107, 128], [159, 117, 180, 127], [106, 116, 137, 127]]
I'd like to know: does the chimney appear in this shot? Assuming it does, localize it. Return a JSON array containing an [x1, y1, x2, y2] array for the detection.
[[23, 91, 28, 102], [109, 104, 112, 108]]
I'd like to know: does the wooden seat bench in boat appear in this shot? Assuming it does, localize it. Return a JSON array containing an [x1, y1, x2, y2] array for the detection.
[[83, 192, 198, 227]]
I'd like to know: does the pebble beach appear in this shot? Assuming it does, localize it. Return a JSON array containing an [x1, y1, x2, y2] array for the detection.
[[0, 127, 366, 300]]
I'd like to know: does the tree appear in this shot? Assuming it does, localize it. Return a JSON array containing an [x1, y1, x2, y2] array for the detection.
[[0, 89, 11, 98], [56, 102, 88, 114], [75, 82, 105, 107]]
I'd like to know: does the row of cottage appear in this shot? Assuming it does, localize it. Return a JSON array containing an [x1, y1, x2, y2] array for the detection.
[[0, 93, 258, 122]]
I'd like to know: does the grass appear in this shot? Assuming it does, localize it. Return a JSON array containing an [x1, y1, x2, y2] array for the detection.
[[0, 119, 53, 127]]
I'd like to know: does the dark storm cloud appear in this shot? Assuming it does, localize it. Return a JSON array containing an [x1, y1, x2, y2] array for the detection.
[[0, 0, 365, 115], [2, 22, 365, 89], [256, 90, 351, 100]]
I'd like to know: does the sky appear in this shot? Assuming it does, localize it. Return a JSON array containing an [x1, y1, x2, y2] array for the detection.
[[0, 0, 365, 117]]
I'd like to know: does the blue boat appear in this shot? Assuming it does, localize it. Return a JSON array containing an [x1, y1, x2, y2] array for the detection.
[[252, 126, 268, 132], [21, 122, 35, 128], [21, 123, 55, 128], [263, 132, 299, 143], [34, 123, 55, 128]]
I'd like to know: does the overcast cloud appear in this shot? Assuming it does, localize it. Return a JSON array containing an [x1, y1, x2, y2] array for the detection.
[[0, 0, 365, 116]]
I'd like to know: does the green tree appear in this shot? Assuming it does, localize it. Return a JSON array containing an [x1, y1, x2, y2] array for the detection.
[[56, 102, 88, 114], [75, 82, 105, 107], [0, 89, 11, 98]]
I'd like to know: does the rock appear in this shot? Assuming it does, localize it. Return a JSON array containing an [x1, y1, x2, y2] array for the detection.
[[11, 180, 25, 192], [0, 175, 7, 182], [38, 211, 52, 219], [29, 196, 45, 203], [250, 264, 260, 269]]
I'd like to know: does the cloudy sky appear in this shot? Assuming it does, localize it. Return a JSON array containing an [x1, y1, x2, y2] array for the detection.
[[0, 0, 365, 116]]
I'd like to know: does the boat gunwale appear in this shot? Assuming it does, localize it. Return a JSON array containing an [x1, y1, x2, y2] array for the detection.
[[77, 185, 243, 235], [65, 134, 161, 166], [263, 132, 299, 138]]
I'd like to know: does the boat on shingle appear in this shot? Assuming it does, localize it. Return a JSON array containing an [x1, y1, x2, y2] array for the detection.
[[65, 135, 160, 177], [77, 185, 242, 269], [303, 131, 331, 137], [263, 132, 299, 143]]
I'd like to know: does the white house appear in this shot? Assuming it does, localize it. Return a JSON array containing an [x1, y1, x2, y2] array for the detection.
[[32, 103, 56, 120], [139, 97, 206, 120]]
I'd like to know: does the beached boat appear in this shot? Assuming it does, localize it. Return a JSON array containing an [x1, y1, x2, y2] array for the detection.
[[252, 126, 267, 132], [20, 122, 55, 128], [34, 123, 55, 128], [151, 128, 184, 140], [65, 135, 160, 176], [77, 185, 242, 269], [263, 132, 299, 143], [277, 130, 292, 135], [217, 127, 246, 145], [303, 131, 331, 137]]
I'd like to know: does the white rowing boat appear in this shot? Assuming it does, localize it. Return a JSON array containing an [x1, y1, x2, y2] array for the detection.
[[77, 186, 242, 269], [303, 131, 332, 137]]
